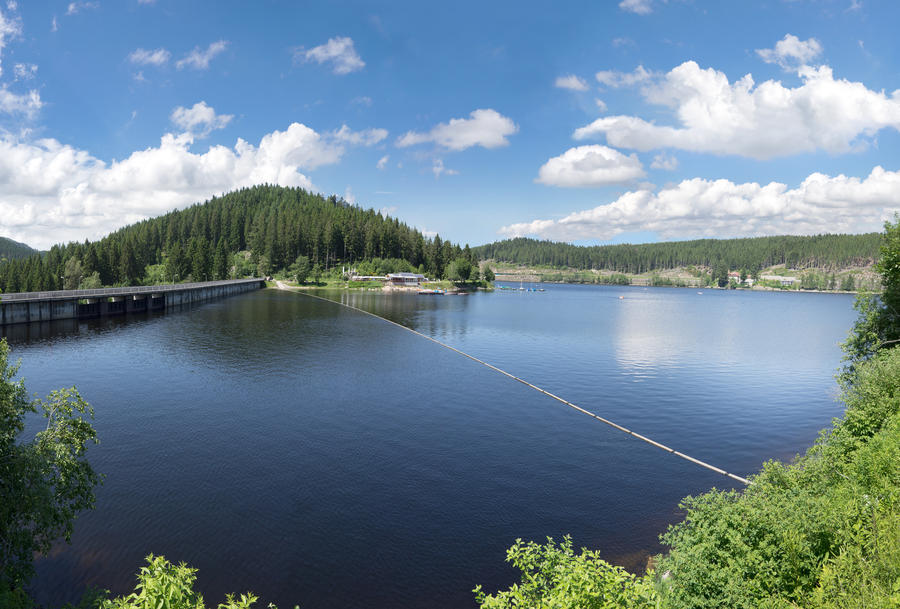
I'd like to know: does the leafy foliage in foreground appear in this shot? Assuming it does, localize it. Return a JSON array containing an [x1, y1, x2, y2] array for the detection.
[[843, 216, 900, 369], [473, 536, 658, 608], [0, 339, 100, 590], [99, 555, 268, 609]]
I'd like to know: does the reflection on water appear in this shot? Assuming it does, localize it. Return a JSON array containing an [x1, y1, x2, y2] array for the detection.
[[11, 285, 856, 609]]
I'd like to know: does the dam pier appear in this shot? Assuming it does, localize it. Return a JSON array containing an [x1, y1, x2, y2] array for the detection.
[[0, 278, 265, 326]]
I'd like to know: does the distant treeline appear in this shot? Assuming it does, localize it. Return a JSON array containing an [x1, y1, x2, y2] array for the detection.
[[0, 237, 36, 263], [0, 184, 475, 293], [474, 234, 883, 273]]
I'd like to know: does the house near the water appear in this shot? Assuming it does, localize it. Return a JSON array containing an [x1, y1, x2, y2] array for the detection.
[[387, 272, 426, 286]]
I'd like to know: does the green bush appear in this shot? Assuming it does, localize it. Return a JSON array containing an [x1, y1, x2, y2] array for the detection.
[[100, 555, 263, 609], [474, 536, 657, 609]]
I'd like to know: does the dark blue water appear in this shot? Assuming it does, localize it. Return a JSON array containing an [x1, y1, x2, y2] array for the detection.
[[7, 284, 855, 609]]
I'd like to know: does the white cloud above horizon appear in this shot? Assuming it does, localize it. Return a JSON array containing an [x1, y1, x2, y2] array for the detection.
[[65, 2, 99, 16], [555, 74, 589, 91], [0, 121, 388, 249], [170, 101, 233, 137], [651, 152, 677, 170], [0, 87, 41, 118], [501, 166, 900, 242], [432, 158, 458, 178], [331, 124, 387, 146], [176, 40, 228, 70], [574, 60, 900, 159], [0, 4, 22, 78], [536, 145, 645, 187], [129, 47, 170, 66], [756, 34, 823, 71], [619, 0, 653, 15], [595, 64, 655, 88], [298, 36, 364, 75], [13, 62, 37, 80], [396, 109, 518, 151]]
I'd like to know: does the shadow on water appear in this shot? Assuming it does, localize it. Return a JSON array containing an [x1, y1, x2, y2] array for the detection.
[[0, 300, 231, 346]]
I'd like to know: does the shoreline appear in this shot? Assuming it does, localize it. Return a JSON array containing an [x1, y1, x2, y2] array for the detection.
[[271, 278, 865, 296], [270, 280, 492, 293], [494, 279, 866, 296]]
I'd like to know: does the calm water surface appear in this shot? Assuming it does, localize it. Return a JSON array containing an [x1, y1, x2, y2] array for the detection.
[[7, 284, 855, 609]]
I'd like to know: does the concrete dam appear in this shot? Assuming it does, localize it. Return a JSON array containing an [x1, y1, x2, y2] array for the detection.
[[0, 278, 265, 326]]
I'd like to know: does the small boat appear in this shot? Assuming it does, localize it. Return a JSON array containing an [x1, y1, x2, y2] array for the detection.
[[417, 289, 444, 295]]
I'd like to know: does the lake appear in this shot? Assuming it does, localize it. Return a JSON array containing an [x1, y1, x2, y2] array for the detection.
[[8, 283, 856, 609]]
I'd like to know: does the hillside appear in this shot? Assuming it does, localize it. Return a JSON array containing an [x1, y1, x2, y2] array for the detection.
[[474, 234, 882, 274], [0, 236, 37, 262], [0, 185, 475, 293]]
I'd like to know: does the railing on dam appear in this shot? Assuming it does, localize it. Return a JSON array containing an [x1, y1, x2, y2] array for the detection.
[[0, 278, 265, 302]]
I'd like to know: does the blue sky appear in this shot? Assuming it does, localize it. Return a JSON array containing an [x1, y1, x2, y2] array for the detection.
[[1, 0, 899, 250]]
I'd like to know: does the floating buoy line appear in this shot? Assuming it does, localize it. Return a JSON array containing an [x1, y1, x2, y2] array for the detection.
[[277, 283, 751, 486]]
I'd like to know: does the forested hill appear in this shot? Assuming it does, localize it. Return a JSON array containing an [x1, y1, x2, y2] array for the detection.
[[474, 234, 883, 274], [0, 184, 470, 293], [0, 236, 37, 262]]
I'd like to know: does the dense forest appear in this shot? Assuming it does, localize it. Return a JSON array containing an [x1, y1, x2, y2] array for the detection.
[[0, 185, 476, 293], [474, 234, 883, 274], [0, 237, 37, 263]]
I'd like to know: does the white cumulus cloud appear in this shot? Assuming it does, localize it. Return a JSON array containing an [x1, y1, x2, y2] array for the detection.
[[500, 166, 900, 242], [376, 155, 389, 170], [176, 40, 228, 70], [555, 74, 589, 91], [396, 109, 518, 151], [170, 101, 233, 137], [536, 145, 645, 187], [574, 60, 900, 159], [298, 36, 364, 75], [129, 47, 170, 66], [0, 122, 375, 249], [756, 34, 823, 71]]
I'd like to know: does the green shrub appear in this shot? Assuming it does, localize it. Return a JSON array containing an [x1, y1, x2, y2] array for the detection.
[[100, 555, 263, 609], [474, 536, 657, 609]]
